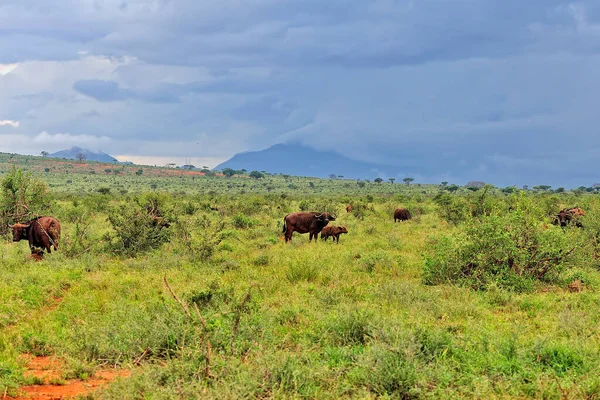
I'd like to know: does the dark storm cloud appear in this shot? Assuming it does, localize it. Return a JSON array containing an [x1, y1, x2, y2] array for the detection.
[[2, 0, 600, 186]]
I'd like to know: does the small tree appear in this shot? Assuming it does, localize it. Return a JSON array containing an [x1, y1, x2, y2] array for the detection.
[[40, 151, 49, 158], [104, 168, 112, 174], [374, 178, 383, 184], [0, 167, 53, 232], [222, 168, 236, 178], [357, 181, 366, 188], [441, 181, 448, 187], [329, 174, 337, 179], [136, 169, 143, 176], [249, 170, 264, 179], [403, 177, 414, 186], [76, 152, 87, 163], [389, 178, 395, 184]]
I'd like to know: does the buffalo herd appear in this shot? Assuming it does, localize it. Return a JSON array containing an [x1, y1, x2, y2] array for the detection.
[[6, 204, 589, 257]]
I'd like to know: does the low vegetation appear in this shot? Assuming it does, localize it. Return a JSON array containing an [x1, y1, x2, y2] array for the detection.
[[1, 156, 600, 398]]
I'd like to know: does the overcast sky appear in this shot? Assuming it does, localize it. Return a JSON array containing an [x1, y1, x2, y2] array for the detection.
[[1, 0, 599, 186]]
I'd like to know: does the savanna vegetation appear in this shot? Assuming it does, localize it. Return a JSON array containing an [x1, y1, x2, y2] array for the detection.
[[2, 154, 600, 399]]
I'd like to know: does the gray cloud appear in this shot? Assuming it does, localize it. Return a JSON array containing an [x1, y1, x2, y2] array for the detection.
[[2, 1, 600, 185]]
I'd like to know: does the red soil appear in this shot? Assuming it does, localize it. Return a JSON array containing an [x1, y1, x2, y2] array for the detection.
[[9, 355, 130, 400]]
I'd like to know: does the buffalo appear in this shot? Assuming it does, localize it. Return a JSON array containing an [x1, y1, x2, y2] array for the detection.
[[320, 226, 348, 243], [346, 205, 353, 213], [10, 216, 61, 255], [394, 208, 412, 222], [282, 212, 335, 242], [553, 207, 585, 228]]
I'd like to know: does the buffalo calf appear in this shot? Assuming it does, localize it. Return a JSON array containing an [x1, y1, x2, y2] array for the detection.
[[320, 226, 348, 243]]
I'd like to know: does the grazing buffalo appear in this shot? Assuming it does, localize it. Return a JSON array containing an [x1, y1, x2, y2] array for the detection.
[[321, 226, 348, 243], [282, 212, 335, 242], [553, 207, 585, 228], [346, 205, 353, 213], [10, 216, 61, 255], [394, 208, 412, 222]]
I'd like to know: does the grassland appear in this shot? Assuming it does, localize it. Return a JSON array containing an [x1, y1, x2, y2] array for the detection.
[[1, 154, 600, 399]]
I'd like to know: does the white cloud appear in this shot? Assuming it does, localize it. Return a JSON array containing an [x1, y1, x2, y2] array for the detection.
[[0, 119, 19, 127], [0, 63, 17, 75], [0, 131, 111, 155], [115, 155, 226, 168]]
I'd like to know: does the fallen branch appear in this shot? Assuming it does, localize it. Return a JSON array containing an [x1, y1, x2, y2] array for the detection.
[[163, 274, 191, 318], [231, 286, 253, 356]]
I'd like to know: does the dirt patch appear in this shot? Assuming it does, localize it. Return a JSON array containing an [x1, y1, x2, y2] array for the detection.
[[9, 355, 130, 400]]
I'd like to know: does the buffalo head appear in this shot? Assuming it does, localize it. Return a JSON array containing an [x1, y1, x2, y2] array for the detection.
[[8, 223, 30, 242], [315, 212, 336, 222], [338, 226, 348, 234]]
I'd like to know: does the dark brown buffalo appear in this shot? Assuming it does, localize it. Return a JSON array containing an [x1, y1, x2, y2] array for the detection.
[[346, 205, 352, 213], [10, 216, 61, 255], [282, 212, 335, 242], [320, 226, 348, 243], [553, 207, 585, 227], [394, 208, 412, 222]]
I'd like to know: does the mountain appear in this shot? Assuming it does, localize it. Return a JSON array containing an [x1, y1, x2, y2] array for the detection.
[[214, 143, 402, 180], [49, 147, 119, 163]]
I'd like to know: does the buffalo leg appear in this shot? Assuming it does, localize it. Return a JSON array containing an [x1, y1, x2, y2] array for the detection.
[[285, 228, 294, 242]]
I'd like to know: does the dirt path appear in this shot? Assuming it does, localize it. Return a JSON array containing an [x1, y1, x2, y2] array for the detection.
[[7, 354, 130, 400]]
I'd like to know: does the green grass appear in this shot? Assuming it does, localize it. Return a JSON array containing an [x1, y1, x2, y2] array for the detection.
[[1, 157, 600, 398]]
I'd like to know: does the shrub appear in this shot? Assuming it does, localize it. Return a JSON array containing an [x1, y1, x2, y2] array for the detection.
[[432, 192, 469, 225], [424, 196, 582, 291], [232, 214, 257, 229], [0, 166, 53, 232], [106, 194, 172, 256], [175, 215, 226, 262]]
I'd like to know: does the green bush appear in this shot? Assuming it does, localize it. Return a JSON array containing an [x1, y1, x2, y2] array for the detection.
[[433, 192, 469, 225], [232, 214, 257, 229], [0, 166, 53, 231], [424, 197, 582, 290], [106, 194, 172, 256]]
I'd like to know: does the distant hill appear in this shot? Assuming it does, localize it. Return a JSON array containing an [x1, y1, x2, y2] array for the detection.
[[49, 147, 119, 163], [214, 143, 402, 179]]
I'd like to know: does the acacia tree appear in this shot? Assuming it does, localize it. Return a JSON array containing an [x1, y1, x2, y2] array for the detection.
[[403, 177, 414, 186], [389, 178, 395, 184], [76, 152, 87, 163], [374, 178, 383, 184], [40, 151, 49, 157], [222, 168, 236, 178]]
